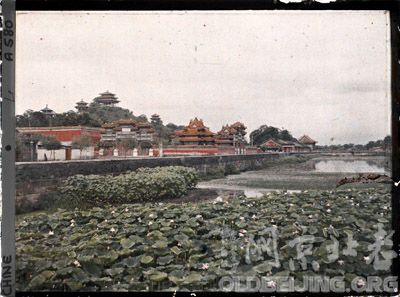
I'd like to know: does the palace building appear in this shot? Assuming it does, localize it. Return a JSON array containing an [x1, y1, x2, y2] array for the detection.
[[298, 135, 317, 150], [262, 136, 316, 152], [93, 91, 120, 106], [161, 118, 259, 156], [215, 122, 247, 154], [75, 99, 89, 113], [174, 118, 215, 146], [100, 118, 155, 143]]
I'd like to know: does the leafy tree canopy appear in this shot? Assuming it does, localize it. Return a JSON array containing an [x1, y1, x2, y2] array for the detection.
[[249, 125, 296, 146]]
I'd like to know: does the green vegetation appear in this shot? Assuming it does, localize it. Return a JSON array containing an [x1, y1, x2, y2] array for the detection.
[[16, 104, 184, 145], [16, 187, 391, 291], [59, 166, 198, 207], [249, 125, 296, 146], [318, 135, 392, 152]]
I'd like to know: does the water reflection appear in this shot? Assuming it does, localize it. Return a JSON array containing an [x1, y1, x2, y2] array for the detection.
[[313, 159, 385, 173]]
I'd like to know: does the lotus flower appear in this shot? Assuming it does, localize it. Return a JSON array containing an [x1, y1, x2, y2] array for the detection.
[[48, 231, 54, 236], [266, 280, 276, 288], [110, 227, 117, 233], [201, 263, 209, 270], [73, 260, 81, 267]]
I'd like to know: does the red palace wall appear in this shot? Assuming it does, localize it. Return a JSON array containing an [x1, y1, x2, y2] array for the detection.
[[18, 127, 102, 145]]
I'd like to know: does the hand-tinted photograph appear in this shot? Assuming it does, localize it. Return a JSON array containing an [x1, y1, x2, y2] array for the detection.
[[15, 11, 395, 293]]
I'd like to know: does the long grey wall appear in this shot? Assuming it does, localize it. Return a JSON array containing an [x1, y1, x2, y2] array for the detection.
[[16, 153, 286, 211]]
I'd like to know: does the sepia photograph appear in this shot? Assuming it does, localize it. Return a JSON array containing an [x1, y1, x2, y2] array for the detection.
[[13, 10, 396, 293]]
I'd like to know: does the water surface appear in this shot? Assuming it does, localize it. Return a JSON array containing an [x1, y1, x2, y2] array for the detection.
[[198, 156, 388, 197]]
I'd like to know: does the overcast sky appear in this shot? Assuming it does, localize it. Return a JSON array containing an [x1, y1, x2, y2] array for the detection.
[[16, 11, 391, 145]]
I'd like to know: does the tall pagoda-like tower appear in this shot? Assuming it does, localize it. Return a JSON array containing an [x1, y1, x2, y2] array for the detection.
[[40, 104, 55, 116], [75, 99, 89, 113], [174, 118, 215, 145], [93, 91, 120, 106]]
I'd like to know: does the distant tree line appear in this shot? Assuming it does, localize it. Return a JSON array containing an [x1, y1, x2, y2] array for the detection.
[[317, 135, 392, 151]]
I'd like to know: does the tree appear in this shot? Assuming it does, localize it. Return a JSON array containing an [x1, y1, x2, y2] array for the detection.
[[117, 138, 137, 157], [72, 133, 92, 159], [365, 141, 376, 150], [383, 135, 391, 150], [40, 136, 62, 160], [279, 129, 294, 141], [250, 125, 294, 146]]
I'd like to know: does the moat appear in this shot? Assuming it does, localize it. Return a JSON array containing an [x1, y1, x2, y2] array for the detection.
[[197, 155, 390, 198]]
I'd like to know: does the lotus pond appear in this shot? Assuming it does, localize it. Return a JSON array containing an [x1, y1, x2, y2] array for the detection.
[[16, 186, 393, 292]]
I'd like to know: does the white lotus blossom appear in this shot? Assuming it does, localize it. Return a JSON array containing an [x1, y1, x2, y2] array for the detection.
[[138, 218, 142, 223], [326, 209, 331, 213], [105, 219, 108, 223], [239, 216, 245, 221], [338, 260, 344, 265], [215, 196, 223, 203], [383, 206, 388, 210], [148, 222, 153, 226], [196, 215, 203, 219], [308, 215, 313, 219], [125, 208, 129, 212], [170, 220, 174, 223], [73, 260, 81, 267], [312, 261, 320, 271], [149, 214, 155, 218], [201, 263, 209, 270], [70, 219, 75, 223], [326, 203, 330, 207], [239, 233, 244, 237], [111, 210, 115, 214], [266, 280, 276, 288], [70, 223, 75, 227], [110, 227, 117, 233], [48, 231, 54, 236], [252, 214, 257, 219], [363, 256, 370, 263]]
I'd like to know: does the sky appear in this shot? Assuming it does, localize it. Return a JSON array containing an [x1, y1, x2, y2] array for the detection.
[[16, 11, 391, 145]]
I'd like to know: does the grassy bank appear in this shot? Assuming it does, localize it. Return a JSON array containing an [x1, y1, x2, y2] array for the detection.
[[16, 187, 391, 292]]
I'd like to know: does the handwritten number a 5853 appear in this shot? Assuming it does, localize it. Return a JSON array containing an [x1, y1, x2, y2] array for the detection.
[[3, 20, 14, 61]]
